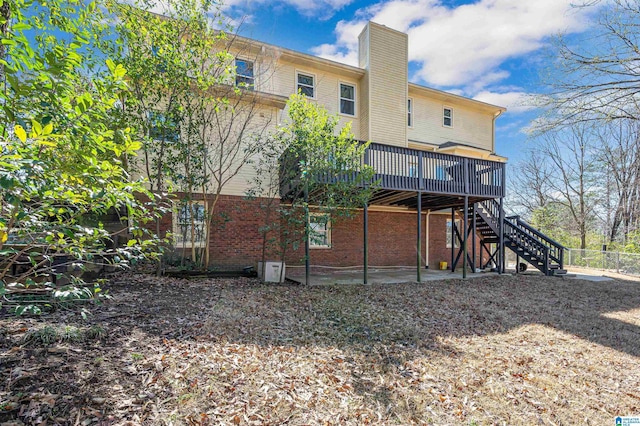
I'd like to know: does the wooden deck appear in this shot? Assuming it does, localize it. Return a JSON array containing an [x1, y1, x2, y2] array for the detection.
[[280, 142, 506, 209]]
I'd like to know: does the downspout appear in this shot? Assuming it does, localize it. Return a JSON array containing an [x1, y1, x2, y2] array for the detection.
[[491, 109, 504, 153]]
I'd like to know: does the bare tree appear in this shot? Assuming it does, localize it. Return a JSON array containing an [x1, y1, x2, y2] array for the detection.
[[109, 0, 278, 268], [509, 149, 554, 216], [534, 0, 640, 130], [536, 125, 600, 249], [594, 119, 640, 243]]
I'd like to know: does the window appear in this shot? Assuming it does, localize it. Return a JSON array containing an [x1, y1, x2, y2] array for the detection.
[[149, 111, 179, 143], [235, 58, 254, 90], [151, 45, 166, 73], [297, 72, 315, 98], [309, 214, 331, 248], [408, 98, 413, 127], [339, 83, 355, 116], [443, 107, 453, 127], [174, 201, 207, 248], [446, 218, 461, 248]]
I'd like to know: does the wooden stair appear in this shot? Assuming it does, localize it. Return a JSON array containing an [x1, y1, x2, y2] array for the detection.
[[474, 200, 566, 276]]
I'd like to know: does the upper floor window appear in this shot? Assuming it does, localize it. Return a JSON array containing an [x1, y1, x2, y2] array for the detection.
[[339, 83, 355, 116], [297, 72, 315, 98], [408, 98, 413, 127], [235, 58, 254, 90], [443, 107, 453, 128], [148, 111, 179, 143]]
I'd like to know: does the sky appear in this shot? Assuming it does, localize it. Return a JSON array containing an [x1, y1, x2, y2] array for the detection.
[[221, 0, 601, 164]]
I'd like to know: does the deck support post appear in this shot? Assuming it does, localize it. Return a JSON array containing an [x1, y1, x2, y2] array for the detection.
[[363, 202, 368, 284], [472, 203, 477, 272], [499, 197, 505, 274], [304, 180, 310, 285], [451, 208, 455, 272], [417, 192, 422, 282], [463, 196, 468, 279]]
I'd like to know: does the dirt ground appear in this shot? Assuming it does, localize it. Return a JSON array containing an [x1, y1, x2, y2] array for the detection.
[[1, 273, 639, 425]]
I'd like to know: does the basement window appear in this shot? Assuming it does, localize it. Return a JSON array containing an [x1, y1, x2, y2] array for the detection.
[[309, 214, 331, 248], [174, 201, 207, 248], [446, 218, 461, 248]]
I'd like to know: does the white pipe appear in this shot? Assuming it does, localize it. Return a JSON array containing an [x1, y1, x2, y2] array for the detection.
[[425, 209, 432, 268]]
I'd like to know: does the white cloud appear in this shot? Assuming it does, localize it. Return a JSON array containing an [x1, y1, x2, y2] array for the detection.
[[313, 0, 597, 89], [474, 90, 538, 113], [226, 0, 353, 18]]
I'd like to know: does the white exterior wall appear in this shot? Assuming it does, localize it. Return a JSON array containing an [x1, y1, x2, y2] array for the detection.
[[265, 60, 361, 138], [361, 23, 408, 147], [144, 24, 503, 198], [407, 94, 494, 151]]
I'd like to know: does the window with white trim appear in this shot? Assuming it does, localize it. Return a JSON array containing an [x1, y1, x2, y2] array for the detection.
[[446, 218, 461, 248], [408, 98, 413, 127], [174, 201, 207, 248], [149, 111, 179, 143], [309, 214, 331, 248], [339, 83, 355, 116], [235, 58, 254, 90], [297, 72, 315, 98], [443, 107, 453, 127]]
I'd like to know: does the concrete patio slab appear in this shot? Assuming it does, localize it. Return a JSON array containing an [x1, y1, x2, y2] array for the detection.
[[286, 266, 498, 285], [285, 266, 617, 285]]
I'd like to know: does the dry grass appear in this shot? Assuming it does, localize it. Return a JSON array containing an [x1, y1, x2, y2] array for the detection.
[[1, 273, 639, 425]]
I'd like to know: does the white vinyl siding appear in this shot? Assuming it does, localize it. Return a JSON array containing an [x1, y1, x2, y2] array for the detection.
[[407, 95, 493, 152], [361, 22, 408, 147]]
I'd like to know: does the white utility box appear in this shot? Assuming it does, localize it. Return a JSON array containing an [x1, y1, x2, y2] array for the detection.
[[261, 261, 285, 283]]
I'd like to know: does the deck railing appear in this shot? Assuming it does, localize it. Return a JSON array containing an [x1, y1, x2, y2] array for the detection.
[[365, 143, 504, 197], [280, 142, 506, 199]]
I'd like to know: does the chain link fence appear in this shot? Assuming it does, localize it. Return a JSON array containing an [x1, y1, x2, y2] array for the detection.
[[505, 248, 640, 276], [564, 248, 640, 276]]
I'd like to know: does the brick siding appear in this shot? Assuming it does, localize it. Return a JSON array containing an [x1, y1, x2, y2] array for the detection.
[[157, 194, 489, 270]]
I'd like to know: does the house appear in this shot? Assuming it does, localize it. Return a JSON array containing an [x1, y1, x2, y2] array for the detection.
[[157, 21, 565, 277]]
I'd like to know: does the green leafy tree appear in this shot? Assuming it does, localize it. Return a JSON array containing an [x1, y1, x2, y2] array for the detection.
[[248, 93, 376, 279], [0, 0, 160, 314], [108, 0, 274, 269]]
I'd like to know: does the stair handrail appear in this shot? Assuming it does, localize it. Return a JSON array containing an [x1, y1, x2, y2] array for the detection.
[[505, 215, 565, 268], [505, 215, 567, 251], [503, 220, 548, 256]]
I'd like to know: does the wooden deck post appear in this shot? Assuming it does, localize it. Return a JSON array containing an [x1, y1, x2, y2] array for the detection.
[[472, 203, 476, 272], [463, 196, 468, 279], [304, 180, 310, 285], [363, 202, 368, 284], [499, 197, 505, 274], [417, 191, 422, 282], [451, 207, 455, 272]]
